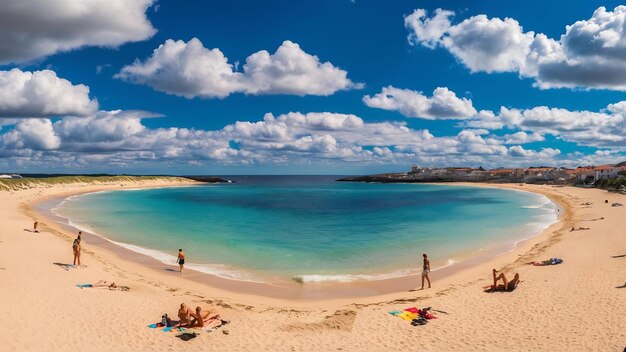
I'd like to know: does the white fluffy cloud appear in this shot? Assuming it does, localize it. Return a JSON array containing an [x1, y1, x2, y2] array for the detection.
[[116, 39, 360, 98], [0, 118, 60, 150], [509, 145, 560, 158], [405, 6, 626, 90], [363, 86, 477, 119], [1, 110, 577, 169], [464, 104, 626, 149], [0, 0, 156, 64], [502, 131, 545, 144], [0, 69, 98, 118]]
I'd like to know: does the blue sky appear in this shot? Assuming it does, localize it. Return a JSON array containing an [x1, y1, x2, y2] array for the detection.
[[0, 0, 625, 174]]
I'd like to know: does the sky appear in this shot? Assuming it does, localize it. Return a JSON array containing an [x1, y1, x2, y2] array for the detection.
[[0, 0, 625, 175]]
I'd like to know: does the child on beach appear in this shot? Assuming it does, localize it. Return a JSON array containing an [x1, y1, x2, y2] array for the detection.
[[33, 220, 38, 233]]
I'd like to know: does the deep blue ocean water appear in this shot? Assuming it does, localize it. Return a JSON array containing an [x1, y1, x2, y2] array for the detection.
[[53, 176, 557, 283]]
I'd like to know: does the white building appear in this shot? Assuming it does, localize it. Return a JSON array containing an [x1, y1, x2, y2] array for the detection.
[[594, 165, 621, 180]]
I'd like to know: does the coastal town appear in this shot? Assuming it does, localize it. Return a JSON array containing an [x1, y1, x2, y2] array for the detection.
[[339, 162, 626, 188]]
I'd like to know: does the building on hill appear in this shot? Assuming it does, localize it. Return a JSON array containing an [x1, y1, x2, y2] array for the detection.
[[593, 165, 621, 180]]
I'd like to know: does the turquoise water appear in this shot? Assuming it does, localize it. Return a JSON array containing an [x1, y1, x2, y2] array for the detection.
[[52, 176, 557, 283]]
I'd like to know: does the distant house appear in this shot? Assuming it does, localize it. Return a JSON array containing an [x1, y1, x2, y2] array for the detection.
[[526, 167, 556, 177], [593, 165, 621, 180]]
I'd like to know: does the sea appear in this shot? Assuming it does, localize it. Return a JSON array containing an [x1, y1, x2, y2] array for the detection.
[[49, 176, 558, 284]]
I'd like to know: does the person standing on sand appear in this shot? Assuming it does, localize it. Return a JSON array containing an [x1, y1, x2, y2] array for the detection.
[[33, 220, 38, 233], [177, 249, 185, 274], [72, 232, 82, 266], [421, 253, 431, 289]]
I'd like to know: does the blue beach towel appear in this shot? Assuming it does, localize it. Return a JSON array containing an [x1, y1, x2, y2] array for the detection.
[[388, 310, 402, 316], [148, 323, 158, 329], [76, 284, 93, 289]]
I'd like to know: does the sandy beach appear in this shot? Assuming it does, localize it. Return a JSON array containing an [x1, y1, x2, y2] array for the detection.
[[1, 178, 624, 351]]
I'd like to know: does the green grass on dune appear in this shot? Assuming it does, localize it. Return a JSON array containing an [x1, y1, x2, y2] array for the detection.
[[0, 175, 191, 191]]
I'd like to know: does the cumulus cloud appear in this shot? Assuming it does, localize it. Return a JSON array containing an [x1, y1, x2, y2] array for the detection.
[[502, 131, 545, 144], [1, 110, 576, 169], [464, 103, 626, 149], [0, 0, 156, 64], [509, 145, 560, 158], [0, 69, 98, 118], [363, 86, 477, 119], [0, 118, 60, 150], [116, 39, 360, 98], [405, 6, 626, 90]]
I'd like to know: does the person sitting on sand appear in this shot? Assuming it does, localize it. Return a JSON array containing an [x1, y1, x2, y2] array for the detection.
[[33, 220, 38, 233], [187, 306, 222, 329], [178, 303, 192, 326], [491, 269, 520, 291]]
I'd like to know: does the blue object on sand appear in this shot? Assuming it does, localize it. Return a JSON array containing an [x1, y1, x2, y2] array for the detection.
[[147, 324, 158, 328], [162, 326, 174, 332], [76, 284, 93, 289]]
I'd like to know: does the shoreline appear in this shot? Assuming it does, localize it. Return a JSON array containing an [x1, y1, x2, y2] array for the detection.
[[2, 178, 624, 350], [30, 180, 563, 302]]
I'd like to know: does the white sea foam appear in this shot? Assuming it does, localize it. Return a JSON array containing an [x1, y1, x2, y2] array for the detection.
[[292, 269, 415, 283], [291, 259, 461, 284], [58, 215, 265, 283]]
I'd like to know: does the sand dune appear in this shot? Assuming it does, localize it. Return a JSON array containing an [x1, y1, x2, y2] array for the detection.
[[0, 179, 624, 351]]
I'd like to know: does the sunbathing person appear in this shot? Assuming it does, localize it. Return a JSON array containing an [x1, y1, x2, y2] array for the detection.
[[76, 280, 128, 291], [187, 306, 222, 329], [93, 280, 117, 288], [491, 269, 520, 291], [529, 258, 563, 266], [177, 303, 192, 326]]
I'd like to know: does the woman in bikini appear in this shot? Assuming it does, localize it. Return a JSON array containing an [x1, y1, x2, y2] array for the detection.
[[72, 232, 82, 265]]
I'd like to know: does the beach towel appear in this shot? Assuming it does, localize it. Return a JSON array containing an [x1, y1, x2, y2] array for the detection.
[[404, 307, 419, 314], [76, 284, 93, 289], [397, 311, 418, 321], [388, 310, 402, 316], [147, 323, 164, 329]]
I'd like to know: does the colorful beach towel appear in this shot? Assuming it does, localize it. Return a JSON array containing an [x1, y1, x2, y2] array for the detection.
[[390, 307, 438, 324], [397, 311, 418, 321]]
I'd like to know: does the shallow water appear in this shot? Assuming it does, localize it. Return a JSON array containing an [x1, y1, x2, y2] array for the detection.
[[52, 176, 557, 283]]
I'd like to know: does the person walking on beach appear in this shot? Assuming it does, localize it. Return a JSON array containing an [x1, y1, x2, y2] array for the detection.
[[72, 232, 82, 266], [33, 220, 38, 233], [421, 253, 431, 289], [177, 249, 185, 274]]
